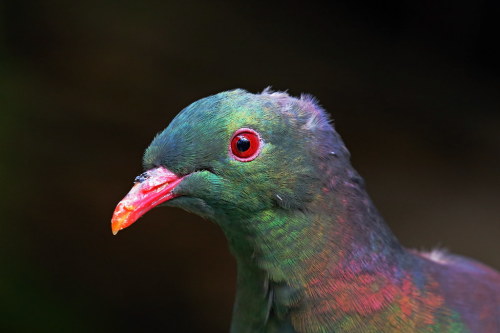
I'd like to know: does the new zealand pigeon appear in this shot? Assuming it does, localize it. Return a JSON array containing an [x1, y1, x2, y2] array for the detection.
[[111, 89, 500, 333]]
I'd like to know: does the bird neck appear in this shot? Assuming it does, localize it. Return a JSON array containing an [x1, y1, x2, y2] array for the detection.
[[223, 164, 468, 332], [244, 167, 406, 285], [223, 166, 422, 331]]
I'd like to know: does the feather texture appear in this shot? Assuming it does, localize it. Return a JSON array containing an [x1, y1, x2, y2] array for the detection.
[[133, 89, 500, 332]]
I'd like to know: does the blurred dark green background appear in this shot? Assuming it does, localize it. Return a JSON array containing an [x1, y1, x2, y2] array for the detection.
[[1, 1, 499, 332]]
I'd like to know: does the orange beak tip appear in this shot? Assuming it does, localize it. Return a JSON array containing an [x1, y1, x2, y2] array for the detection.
[[110, 167, 184, 236], [111, 205, 131, 236], [111, 223, 121, 235]]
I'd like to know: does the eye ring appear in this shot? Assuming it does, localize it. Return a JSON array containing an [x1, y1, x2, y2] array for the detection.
[[229, 128, 262, 162]]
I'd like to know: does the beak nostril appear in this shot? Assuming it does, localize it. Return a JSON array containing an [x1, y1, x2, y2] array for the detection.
[[134, 172, 150, 183]]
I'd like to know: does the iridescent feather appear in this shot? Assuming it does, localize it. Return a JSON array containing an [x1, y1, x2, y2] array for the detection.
[[126, 89, 500, 332]]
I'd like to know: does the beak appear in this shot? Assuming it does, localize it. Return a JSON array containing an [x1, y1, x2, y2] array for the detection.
[[111, 166, 184, 235]]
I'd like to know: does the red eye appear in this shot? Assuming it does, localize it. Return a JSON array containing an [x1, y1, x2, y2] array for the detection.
[[229, 128, 261, 162]]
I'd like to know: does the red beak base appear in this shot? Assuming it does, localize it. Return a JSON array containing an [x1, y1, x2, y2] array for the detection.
[[111, 167, 183, 235]]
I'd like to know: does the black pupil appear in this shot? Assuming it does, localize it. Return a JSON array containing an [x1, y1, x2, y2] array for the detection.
[[236, 136, 251, 152]]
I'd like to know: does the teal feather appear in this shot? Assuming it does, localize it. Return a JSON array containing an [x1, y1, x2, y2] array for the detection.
[[117, 89, 500, 332]]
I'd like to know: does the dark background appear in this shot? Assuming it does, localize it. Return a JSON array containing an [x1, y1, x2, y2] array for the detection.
[[1, 1, 499, 332]]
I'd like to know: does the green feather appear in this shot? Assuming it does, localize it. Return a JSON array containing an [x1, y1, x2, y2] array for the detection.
[[133, 89, 499, 333]]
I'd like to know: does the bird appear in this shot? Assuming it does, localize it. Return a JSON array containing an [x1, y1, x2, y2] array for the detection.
[[111, 89, 500, 333]]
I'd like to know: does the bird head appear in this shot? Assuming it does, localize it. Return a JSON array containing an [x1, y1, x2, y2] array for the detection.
[[111, 89, 348, 236]]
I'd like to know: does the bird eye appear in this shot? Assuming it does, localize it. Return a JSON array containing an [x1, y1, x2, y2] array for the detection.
[[229, 128, 261, 162]]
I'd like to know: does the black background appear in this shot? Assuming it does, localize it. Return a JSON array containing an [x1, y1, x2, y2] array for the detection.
[[2, 1, 499, 332]]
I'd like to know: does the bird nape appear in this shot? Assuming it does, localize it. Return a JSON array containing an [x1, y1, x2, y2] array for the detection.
[[111, 89, 500, 333]]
